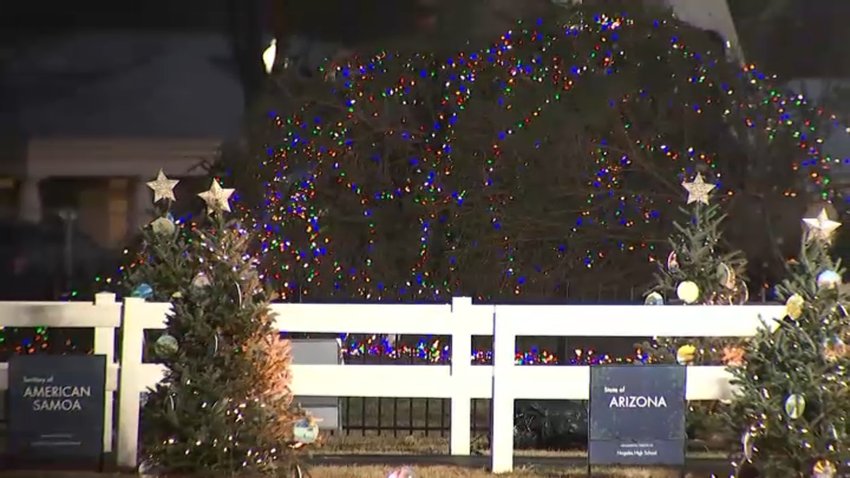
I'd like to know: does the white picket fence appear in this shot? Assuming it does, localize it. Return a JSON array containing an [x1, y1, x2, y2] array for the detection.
[[0, 294, 784, 474]]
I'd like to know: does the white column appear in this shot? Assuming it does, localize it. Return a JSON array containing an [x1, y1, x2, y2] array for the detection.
[[18, 177, 43, 223], [128, 177, 152, 235]]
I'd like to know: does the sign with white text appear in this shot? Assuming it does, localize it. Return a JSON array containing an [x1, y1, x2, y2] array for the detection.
[[8, 355, 106, 464], [588, 365, 686, 466]]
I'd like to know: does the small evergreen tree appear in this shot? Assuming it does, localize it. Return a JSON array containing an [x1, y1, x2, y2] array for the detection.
[[638, 172, 748, 444], [120, 170, 191, 301], [126, 171, 300, 475], [725, 208, 850, 477]]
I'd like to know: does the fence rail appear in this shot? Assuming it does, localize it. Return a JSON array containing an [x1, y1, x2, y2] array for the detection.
[[0, 295, 784, 474]]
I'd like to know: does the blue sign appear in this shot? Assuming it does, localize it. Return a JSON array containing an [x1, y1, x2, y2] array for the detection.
[[589, 365, 686, 466], [8, 355, 106, 464]]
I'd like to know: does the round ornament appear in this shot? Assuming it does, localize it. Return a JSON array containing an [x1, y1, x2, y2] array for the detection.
[[192, 273, 211, 289], [666, 251, 679, 272], [784, 393, 806, 419], [676, 281, 700, 304], [676, 344, 696, 365], [785, 294, 805, 320], [813, 459, 837, 478], [734, 282, 749, 305], [817, 270, 842, 290], [154, 334, 179, 357], [150, 216, 176, 236], [386, 466, 415, 478], [717, 262, 736, 289], [644, 292, 664, 306], [131, 283, 154, 300], [292, 418, 320, 444], [741, 430, 754, 461], [823, 336, 847, 362]]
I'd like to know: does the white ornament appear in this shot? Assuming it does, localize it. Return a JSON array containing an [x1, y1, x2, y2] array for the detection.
[[154, 334, 179, 357], [644, 291, 664, 305], [817, 270, 842, 290], [784, 393, 806, 419], [676, 281, 700, 304], [150, 217, 176, 236], [192, 273, 211, 289]]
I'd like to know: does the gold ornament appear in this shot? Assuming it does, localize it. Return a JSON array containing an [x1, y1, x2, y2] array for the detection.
[[150, 216, 176, 236], [146, 169, 179, 203], [802, 208, 841, 242], [813, 459, 836, 478], [785, 294, 805, 320], [197, 179, 235, 214], [676, 344, 696, 365], [682, 173, 715, 205], [676, 281, 700, 304], [733, 282, 749, 305]]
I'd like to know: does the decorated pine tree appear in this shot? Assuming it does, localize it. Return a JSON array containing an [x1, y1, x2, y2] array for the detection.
[[637, 172, 749, 445], [133, 175, 300, 475], [725, 208, 850, 477], [640, 172, 749, 363]]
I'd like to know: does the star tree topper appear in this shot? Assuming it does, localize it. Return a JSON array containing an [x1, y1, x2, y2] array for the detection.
[[682, 173, 716, 205], [803, 208, 841, 242], [198, 179, 235, 214], [146, 169, 179, 203]]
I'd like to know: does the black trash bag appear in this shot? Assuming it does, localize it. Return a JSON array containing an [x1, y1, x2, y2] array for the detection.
[[513, 400, 588, 450]]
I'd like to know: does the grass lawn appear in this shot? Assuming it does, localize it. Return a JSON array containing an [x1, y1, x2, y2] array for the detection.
[[306, 465, 693, 477], [0, 467, 704, 477], [318, 434, 726, 460]]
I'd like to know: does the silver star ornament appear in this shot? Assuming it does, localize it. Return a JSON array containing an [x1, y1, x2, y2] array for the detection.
[[803, 208, 841, 242], [198, 179, 235, 214], [146, 169, 179, 203], [682, 173, 716, 205]]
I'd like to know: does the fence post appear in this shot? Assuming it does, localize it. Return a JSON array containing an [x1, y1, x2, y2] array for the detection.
[[450, 297, 473, 456], [116, 297, 146, 469], [94, 292, 118, 454], [490, 306, 514, 473]]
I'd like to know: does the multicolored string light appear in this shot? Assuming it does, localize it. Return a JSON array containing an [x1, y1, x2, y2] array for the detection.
[[250, 10, 847, 303], [339, 334, 641, 365]]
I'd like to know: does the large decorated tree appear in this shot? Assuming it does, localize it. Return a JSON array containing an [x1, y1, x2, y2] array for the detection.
[[125, 172, 300, 475], [222, 2, 842, 304], [725, 208, 850, 477], [637, 171, 748, 444]]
